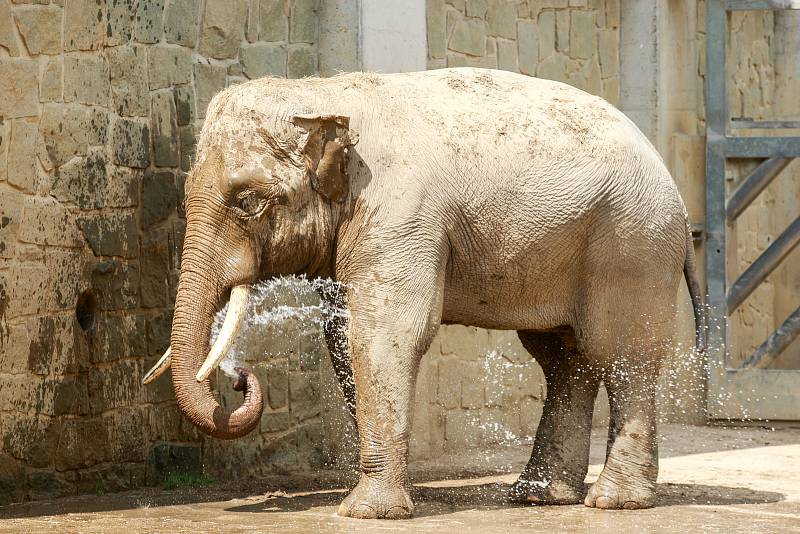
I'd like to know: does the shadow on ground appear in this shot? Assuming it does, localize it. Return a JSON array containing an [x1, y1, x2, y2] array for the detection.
[[224, 481, 784, 517]]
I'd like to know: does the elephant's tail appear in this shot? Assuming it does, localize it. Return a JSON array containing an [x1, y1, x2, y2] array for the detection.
[[683, 225, 707, 354]]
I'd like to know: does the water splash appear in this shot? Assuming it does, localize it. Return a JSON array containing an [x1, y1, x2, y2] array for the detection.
[[209, 275, 349, 378]]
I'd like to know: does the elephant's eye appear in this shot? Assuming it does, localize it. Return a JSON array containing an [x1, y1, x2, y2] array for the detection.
[[236, 191, 263, 216]]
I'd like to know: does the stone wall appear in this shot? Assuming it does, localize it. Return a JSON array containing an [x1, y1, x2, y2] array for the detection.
[[426, 0, 620, 105], [0, 0, 321, 504]]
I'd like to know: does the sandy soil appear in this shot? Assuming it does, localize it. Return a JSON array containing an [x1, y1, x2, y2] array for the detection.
[[1, 424, 799, 533]]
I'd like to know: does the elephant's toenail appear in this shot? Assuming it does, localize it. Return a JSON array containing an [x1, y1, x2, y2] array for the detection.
[[623, 501, 640, 510], [595, 496, 612, 509]]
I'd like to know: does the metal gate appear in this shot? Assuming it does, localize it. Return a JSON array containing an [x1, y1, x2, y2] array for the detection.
[[705, 0, 800, 420]]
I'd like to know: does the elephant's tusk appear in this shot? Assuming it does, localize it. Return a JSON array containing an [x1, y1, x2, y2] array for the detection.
[[196, 284, 250, 382], [143, 347, 172, 385]]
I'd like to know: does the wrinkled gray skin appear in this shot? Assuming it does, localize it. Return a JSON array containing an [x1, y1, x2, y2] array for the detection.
[[169, 68, 705, 519]]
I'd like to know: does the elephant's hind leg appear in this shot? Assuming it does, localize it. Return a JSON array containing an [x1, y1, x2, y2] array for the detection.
[[511, 329, 601, 505], [584, 355, 660, 510]]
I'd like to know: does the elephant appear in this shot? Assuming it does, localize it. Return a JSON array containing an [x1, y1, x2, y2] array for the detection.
[[143, 67, 705, 519]]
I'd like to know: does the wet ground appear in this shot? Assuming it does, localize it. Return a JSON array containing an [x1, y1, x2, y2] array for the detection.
[[1, 424, 798, 533]]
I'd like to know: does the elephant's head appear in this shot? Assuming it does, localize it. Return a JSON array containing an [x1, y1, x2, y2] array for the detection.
[[152, 87, 357, 439]]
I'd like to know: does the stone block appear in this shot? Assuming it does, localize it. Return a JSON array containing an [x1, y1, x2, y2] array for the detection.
[[88, 359, 140, 414], [28, 314, 89, 375], [289, 0, 315, 43], [246, 0, 259, 42], [77, 211, 138, 257], [151, 91, 179, 167], [427, 0, 446, 60], [179, 125, 196, 171], [466, 0, 488, 18], [46, 374, 90, 416], [606, 0, 619, 27], [261, 411, 293, 433], [39, 103, 92, 166], [107, 45, 149, 117], [146, 443, 202, 484], [460, 361, 484, 408], [289, 371, 320, 421], [13, 5, 61, 55], [440, 325, 486, 359], [164, 0, 200, 46], [110, 117, 150, 168], [497, 38, 518, 72], [64, 53, 111, 106], [602, 75, 619, 106], [134, 0, 164, 44], [0, 453, 25, 505], [287, 45, 315, 78], [556, 8, 569, 52], [537, 10, 555, 59], [140, 229, 170, 308], [145, 308, 172, 359], [0, 188, 22, 258], [487, 0, 517, 39], [537, 52, 567, 81], [0, 118, 7, 183], [63, 0, 105, 51], [39, 56, 62, 102], [18, 195, 83, 248], [240, 43, 287, 78], [174, 85, 195, 126], [3, 415, 60, 468], [54, 417, 107, 470], [92, 312, 147, 363], [444, 408, 478, 449], [8, 118, 39, 192], [105, 408, 146, 463], [6, 250, 86, 317], [449, 16, 486, 56], [146, 403, 201, 442], [265, 359, 289, 410], [28, 470, 76, 501], [569, 10, 595, 59], [0, 0, 20, 56], [148, 45, 192, 90], [53, 152, 141, 209], [107, 0, 135, 46], [0, 59, 39, 118], [259, 0, 289, 41], [140, 169, 177, 228], [437, 357, 460, 408], [598, 28, 618, 77], [194, 62, 227, 118], [517, 20, 538, 75], [198, 0, 247, 59]]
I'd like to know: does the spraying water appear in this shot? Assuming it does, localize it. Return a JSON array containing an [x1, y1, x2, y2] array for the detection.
[[209, 275, 350, 378]]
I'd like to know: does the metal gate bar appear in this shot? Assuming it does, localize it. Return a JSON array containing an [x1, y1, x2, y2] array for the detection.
[[705, 0, 800, 420]]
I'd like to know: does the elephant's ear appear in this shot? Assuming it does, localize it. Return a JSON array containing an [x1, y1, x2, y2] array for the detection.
[[290, 114, 358, 203]]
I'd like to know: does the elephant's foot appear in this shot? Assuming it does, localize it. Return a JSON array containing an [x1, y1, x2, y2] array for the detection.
[[510, 476, 584, 505], [584, 472, 655, 510], [337, 476, 413, 519]]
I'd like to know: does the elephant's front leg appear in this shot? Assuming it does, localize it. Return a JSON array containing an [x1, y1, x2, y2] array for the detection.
[[336, 281, 441, 519], [336, 328, 425, 519]]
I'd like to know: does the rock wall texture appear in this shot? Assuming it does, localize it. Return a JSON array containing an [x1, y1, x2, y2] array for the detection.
[[0, 0, 320, 504]]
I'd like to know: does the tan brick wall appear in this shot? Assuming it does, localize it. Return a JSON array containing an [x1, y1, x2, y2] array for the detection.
[[0, 0, 321, 504], [426, 0, 620, 105]]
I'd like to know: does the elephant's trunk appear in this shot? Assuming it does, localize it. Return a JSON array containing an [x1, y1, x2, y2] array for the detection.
[[170, 230, 263, 440]]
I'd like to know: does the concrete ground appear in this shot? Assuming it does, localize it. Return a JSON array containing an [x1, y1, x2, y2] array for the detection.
[[1, 424, 798, 533]]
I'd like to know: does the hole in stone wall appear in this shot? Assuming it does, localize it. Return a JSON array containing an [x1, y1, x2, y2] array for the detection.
[[76, 291, 97, 332]]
